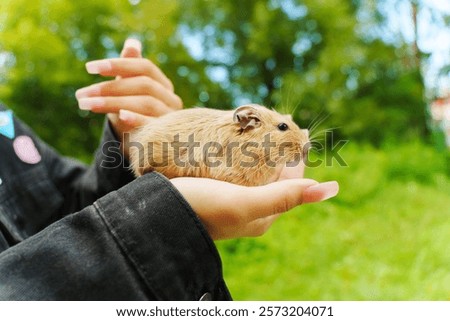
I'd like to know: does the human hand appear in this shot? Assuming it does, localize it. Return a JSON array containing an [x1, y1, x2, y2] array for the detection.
[[171, 163, 338, 240], [75, 38, 182, 138]]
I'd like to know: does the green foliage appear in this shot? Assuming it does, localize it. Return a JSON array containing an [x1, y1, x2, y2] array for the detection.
[[177, 0, 311, 106], [0, 0, 447, 301], [218, 141, 450, 300], [177, 0, 429, 145], [0, 0, 432, 159], [0, 0, 217, 159], [0, 0, 126, 160]]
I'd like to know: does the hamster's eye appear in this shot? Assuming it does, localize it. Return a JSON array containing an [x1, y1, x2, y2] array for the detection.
[[277, 123, 289, 131]]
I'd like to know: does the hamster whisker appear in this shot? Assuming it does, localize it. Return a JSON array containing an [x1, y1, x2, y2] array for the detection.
[[309, 114, 328, 130], [308, 127, 340, 141], [290, 100, 302, 117], [276, 81, 300, 117], [307, 109, 326, 127], [307, 112, 329, 134], [281, 81, 294, 115], [309, 141, 324, 149]]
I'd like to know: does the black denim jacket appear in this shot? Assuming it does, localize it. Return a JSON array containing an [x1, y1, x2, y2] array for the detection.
[[0, 103, 231, 300]]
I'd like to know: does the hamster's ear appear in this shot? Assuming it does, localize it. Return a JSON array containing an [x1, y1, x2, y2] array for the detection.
[[233, 105, 261, 130]]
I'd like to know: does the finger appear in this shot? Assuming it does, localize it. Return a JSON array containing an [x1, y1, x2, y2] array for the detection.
[[302, 181, 339, 204], [85, 58, 174, 91], [266, 160, 305, 184], [242, 213, 282, 237], [118, 109, 154, 128], [120, 38, 142, 58], [265, 164, 285, 183], [76, 77, 182, 110], [106, 110, 153, 139], [242, 179, 339, 221], [115, 39, 142, 86], [277, 161, 305, 181], [78, 96, 173, 117]]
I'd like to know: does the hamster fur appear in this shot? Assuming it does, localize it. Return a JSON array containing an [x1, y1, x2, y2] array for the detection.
[[128, 104, 309, 186]]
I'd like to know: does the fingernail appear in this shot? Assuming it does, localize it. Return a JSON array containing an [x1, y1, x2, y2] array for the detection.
[[119, 109, 136, 123], [75, 86, 101, 99], [85, 60, 112, 74], [124, 38, 142, 52], [78, 98, 105, 111], [303, 181, 339, 204]]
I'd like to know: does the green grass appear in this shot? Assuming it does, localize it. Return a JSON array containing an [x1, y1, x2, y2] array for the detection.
[[217, 141, 450, 300]]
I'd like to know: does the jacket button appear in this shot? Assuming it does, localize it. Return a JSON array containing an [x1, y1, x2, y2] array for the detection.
[[199, 292, 212, 301]]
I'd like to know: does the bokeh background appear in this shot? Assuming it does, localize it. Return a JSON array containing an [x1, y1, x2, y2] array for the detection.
[[1, 0, 449, 300]]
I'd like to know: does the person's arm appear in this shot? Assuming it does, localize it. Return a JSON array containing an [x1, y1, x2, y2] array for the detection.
[[0, 40, 182, 251], [40, 119, 135, 214], [47, 38, 182, 214], [0, 172, 230, 300], [42, 38, 182, 214], [0, 170, 337, 300]]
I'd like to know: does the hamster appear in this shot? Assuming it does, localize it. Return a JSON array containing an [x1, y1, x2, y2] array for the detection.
[[128, 104, 309, 186]]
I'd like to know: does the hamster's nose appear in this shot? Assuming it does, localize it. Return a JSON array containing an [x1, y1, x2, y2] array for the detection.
[[301, 129, 309, 138]]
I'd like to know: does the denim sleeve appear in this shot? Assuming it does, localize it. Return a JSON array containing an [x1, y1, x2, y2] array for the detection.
[[0, 172, 231, 300], [42, 120, 135, 215], [3, 102, 136, 216], [0, 103, 135, 250]]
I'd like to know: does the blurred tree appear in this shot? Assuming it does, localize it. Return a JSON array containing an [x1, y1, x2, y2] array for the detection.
[[0, 0, 433, 159], [0, 0, 129, 160], [0, 0, 217, 160], [176, 0, 429, 144], [176, 0, 314, 108]]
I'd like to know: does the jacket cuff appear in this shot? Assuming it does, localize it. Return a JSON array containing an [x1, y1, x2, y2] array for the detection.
[[93, 120, 135, 192], [94, 172, 231, 300]]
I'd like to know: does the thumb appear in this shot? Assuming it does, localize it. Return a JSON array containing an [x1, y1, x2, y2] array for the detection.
[[120, 38, 142, 58], [244, 179, 339, 220]]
